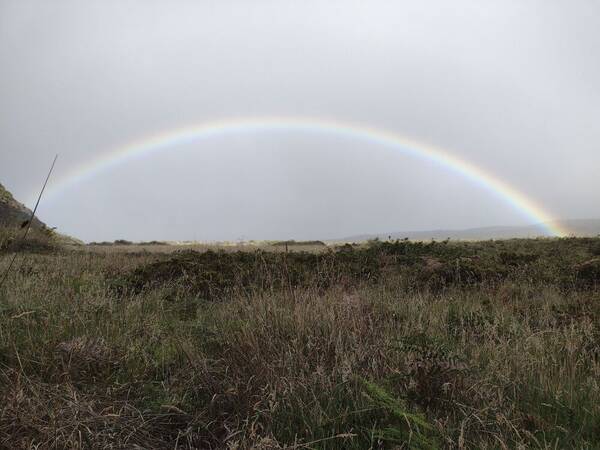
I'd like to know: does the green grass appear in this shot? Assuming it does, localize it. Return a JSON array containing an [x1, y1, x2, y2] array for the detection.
[[0, 237, 599, 448]]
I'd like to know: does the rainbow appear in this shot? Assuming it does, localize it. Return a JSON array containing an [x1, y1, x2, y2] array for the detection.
[[41, 116, 568, 237]]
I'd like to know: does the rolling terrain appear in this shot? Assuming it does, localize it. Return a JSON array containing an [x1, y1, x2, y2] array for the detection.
[[1, 181, 600, 448]]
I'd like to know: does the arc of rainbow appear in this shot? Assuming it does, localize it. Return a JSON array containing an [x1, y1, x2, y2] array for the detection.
[[40, 116, 568, 237]]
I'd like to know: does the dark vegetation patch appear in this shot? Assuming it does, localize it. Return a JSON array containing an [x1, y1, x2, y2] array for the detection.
[[115, 238, 600, 300], [89, 240, 168, 246], [575, 258, 600, 288], [115, 240, 466, 299], [137, 240, 168, 246], [272, 239, 327, 246], [89, 239, 135, 246]]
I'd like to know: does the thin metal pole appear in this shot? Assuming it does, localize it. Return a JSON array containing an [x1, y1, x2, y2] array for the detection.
[[0, 154, 58, 290]]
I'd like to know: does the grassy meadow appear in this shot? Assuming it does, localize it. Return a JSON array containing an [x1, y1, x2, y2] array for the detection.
[[1, 228, 600, 449]]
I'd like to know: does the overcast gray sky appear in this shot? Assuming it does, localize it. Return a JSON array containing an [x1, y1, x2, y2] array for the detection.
[[1, 0, 598, 241]]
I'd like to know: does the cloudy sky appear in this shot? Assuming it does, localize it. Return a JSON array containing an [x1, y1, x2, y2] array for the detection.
[[1, 1, 598, 241]]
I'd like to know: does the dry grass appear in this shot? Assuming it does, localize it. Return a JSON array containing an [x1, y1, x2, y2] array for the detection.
[[0, 237, 599, 448], [85, 240, 333, 255]]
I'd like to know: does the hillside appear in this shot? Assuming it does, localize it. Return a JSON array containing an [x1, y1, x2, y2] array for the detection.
[[0, 182, 45, 229], [0, 182, 83, 246]]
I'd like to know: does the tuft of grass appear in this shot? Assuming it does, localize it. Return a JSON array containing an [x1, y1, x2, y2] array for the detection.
[[362, 380, 438, 449]]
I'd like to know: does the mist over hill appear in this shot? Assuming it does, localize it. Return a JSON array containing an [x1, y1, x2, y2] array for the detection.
[[337, 219, 600, 242]]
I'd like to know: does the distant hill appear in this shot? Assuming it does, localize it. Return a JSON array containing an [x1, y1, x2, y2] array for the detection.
[[337, 219, 600, 242], [0, 182, 45, 229]]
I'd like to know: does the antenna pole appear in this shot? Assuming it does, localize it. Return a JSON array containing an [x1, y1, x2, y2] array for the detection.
[[0, 154, 58, 290]]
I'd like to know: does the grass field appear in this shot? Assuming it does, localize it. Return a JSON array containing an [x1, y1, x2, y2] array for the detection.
[[1, 229, 600, 449]]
